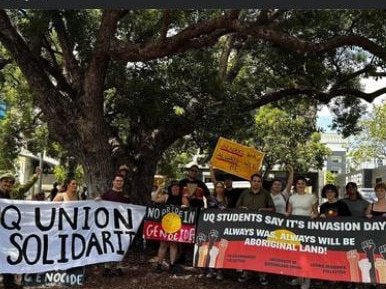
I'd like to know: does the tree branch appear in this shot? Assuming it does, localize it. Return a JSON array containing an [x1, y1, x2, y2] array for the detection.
[[251, 86, 386, 109], [85, 10, 124, 100], [110, 10, 241, 61], [51, 11, 82, 89]]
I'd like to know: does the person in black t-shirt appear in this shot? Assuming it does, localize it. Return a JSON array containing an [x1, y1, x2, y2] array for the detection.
[[319, 184, 351, 218], [179, 164, 210, 208]]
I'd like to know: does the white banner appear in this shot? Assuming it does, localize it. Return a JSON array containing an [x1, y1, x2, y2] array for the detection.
[[0, 199, 146, 273]]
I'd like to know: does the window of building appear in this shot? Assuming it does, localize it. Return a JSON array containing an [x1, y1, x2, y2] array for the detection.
[[330, 156, 342, 163]]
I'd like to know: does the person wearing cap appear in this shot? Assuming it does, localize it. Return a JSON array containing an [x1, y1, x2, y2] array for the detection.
[[118, 164, 129, 177], [0, 166, 41, 289]]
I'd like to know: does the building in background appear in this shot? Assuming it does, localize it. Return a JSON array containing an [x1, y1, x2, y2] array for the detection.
[[17, 149, 58, 199], [318, 133, 348, 198]]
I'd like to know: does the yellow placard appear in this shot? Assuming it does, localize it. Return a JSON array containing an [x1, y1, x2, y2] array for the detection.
[[210, 137, 265, 180]]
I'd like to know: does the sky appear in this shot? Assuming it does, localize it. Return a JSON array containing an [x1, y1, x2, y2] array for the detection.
[[317, 79, 386, 131]]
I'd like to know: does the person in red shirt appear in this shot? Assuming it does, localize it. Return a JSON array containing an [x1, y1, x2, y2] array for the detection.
[[96, 174, 130, 276], [98, 174, 130, 204]]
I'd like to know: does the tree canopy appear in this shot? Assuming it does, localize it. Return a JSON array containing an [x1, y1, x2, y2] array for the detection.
[[0, 9, 386, 203], [348, 101, 386, 168]]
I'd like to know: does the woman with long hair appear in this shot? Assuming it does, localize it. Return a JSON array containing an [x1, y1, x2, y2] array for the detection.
[[341, 182, 369, 217], [53, 178, 79, 202]]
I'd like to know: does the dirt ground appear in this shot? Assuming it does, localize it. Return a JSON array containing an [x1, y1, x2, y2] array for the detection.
[[80, 244, 386, 289], [4, 241, 386, 289]]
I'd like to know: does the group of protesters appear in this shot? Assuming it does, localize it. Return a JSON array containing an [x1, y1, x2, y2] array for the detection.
[[149, 163, 386, 289], [1, 162, 386, 289]]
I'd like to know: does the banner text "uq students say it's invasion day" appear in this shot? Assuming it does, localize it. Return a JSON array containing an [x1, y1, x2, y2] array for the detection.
[[194, 209, 386, 284]]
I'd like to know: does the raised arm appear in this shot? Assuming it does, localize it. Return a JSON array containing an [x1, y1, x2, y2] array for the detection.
[[284, 164, 294, 197], [209, 162, 218, 184], [12, 166, 42, 199]]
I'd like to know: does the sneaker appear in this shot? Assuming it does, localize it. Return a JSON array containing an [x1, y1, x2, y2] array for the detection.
[[301, 278, 311, 289], [206, 272, 214, 278], [216, 271, 224, 280], [156, 263, 162, 273], [259, 275, 268, 286], [102, 268, 112, 277], [289, 278, 302, 286], [238, 271, 251, 282]]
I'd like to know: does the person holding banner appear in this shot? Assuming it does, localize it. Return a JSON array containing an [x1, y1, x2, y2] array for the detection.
[[365, 182, 386, 218], [342, 182, 369, 217], [96, 174, 130, 276], [198, 164, 228, 280], [319, 184, 351, 218], [286, 176, 318, 289], [270, 164, 294, 214], [0, 168, 41, 289], [53, 178, 79, 201], [154, 180, 189, 274], [0, 167, 42, 200], [236, 173, 274, 286]]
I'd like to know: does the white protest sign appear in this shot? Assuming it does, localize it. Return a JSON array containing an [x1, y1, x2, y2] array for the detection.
[[0, 199, 146, 273]]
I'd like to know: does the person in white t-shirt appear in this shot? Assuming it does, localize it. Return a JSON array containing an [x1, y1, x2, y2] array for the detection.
[[286, 176, 318, 289]]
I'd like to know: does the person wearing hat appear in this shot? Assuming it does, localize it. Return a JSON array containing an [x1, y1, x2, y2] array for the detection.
[[0, 166, 42, 200], [0, 172, 16, 199], [118, 164, 129, 177], [0, 167, 41, 289]]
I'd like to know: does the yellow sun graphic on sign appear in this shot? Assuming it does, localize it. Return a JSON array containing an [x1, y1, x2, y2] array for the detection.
[[161, 213, 182, 234], [267, 229, 302, 246]]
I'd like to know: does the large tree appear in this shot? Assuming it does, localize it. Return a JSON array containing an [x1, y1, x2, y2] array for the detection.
[[0, 10, 386, 203]]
